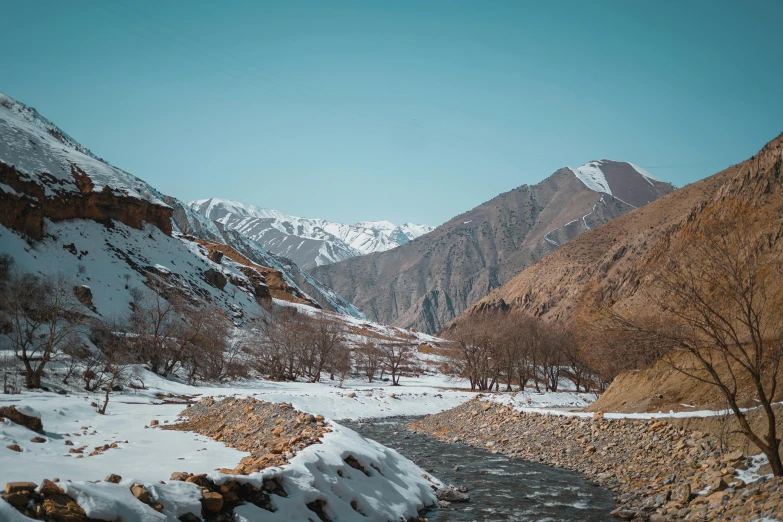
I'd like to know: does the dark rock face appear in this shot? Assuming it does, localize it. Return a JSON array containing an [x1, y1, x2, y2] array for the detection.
[[311, 164, 673, 333], [0, 162, 173, 240]]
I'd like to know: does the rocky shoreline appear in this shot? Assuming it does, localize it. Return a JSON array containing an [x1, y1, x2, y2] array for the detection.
[[410, 399, 783, 521]]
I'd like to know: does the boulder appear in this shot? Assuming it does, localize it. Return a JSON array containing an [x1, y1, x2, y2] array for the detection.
[[72, 285, 94, 310], [43, 493, 89, 522], [39, 479, 63, 496], [0, 405, 44, 433], [201, 491, 224, 512], [204, 268, 227, 290], [208, 250, 224, 264], [435, 487, 470, 503], [5, 482, 37, 494], [131, 484, 150, 504]]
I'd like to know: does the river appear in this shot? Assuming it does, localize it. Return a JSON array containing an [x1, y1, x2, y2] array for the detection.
[[343, 417, 615, 522]]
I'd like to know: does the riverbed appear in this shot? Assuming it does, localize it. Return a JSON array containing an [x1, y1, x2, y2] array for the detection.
[[344, 417, 615, 521]]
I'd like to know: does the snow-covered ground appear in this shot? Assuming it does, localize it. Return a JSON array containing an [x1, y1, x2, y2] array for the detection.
[[0, 369, 470, 521], [0, 370, 473, 486]]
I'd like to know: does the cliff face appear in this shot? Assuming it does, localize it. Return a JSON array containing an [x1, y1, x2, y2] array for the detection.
[[0, 92, 174, 239], [311, 161, 672, 333], [0, 161, 172, 240], [450, 132, 783, 328]]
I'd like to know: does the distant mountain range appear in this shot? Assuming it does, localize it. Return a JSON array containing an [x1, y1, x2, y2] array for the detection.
[[310, 160, 674, 333], [188, 198, 434, 270]]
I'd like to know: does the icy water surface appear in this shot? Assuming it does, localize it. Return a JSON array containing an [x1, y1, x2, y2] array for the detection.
[[343, 417, 615, 522]]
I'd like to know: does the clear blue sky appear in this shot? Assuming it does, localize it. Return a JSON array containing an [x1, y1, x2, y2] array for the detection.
[[1, 1, 781, 226]]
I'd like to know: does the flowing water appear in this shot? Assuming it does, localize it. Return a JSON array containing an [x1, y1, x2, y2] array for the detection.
[[343, 417, 615, 522]]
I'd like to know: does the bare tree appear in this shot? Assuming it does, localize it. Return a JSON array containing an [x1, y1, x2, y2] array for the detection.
[[301, 317, 346, 383], [378, 341, 413, 386], [90, 318, 134, 414], [254, 306, 305, 381], [597, 200, 783, 475], [356, 339, 383, 382], [128, 279, 181, 375], [2, 272, 86, 388], [446, 317, 499, 391]]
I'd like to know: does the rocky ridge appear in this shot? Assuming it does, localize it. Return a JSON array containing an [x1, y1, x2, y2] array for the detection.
[[411, 399, 783, 521], [311, 161, 673, 333]]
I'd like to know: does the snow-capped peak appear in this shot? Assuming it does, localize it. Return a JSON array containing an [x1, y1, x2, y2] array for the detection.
[[569, 160, 664, 195], [188, 198, 434, 270], [569, 161, 613, 195]]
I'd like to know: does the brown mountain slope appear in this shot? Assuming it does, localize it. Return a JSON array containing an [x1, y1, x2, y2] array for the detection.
[[450, 132, 783, 330], [310, 162, 672, 333]]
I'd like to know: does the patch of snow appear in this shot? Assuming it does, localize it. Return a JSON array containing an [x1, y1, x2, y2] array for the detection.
[[628, 162, 661, 183], [569, 161, 612, 195]]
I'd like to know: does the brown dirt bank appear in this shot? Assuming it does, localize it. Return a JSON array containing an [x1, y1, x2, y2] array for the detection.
[[589, 354, 783, 414], [411, 399, 783, 521], [166, 396, 329, 475]]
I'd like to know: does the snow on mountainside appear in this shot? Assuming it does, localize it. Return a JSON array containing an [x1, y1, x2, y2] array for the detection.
[[0, 91, 363, 320], [189, 198, 434, 270], [0, 93, 165, 207]]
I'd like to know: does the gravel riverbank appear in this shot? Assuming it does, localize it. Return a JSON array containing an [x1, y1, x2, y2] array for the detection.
[[410, 399, 783, 521]]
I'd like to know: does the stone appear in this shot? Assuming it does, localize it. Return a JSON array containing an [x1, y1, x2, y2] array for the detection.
[[39, 479, 63, 496], [5, 492, 29, 507], [5, 481, 37, 494], [434, 487, 470, 503], [609, 507, 637, 519], [31, 436, 47, 443], [149, 419, 160, 426], [43, 493, 89, 522], [131, 483, 150, 504], [0, 405, 44, 433], [204, 268, 227, 290], [73, 285, 95, 310], [709, 477, 729, 492], [671, 483, 691, 504], [170, 472, 191, 481], [201, 491, 224, 512], [105, 474, 122, 484], [6, 444, 22, 452], [208, 250, 224, 264]]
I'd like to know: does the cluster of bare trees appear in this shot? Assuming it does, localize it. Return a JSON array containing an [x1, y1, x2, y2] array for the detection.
[[446, 313, 593, 392], [246, 306, 419, 386], [0, 257, 240, 411], [247, 307, 351, 383]]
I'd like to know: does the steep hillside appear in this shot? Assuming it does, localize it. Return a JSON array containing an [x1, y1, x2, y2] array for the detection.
[[189, 198, 433, 270], [0, 92, 360, 321], [311, 161, 673, 333], [453, 133, 783, 330]]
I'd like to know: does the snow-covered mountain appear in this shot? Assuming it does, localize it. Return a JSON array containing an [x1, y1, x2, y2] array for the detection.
[[189, 198, 434, 270], [0, 91, 363, 320]]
